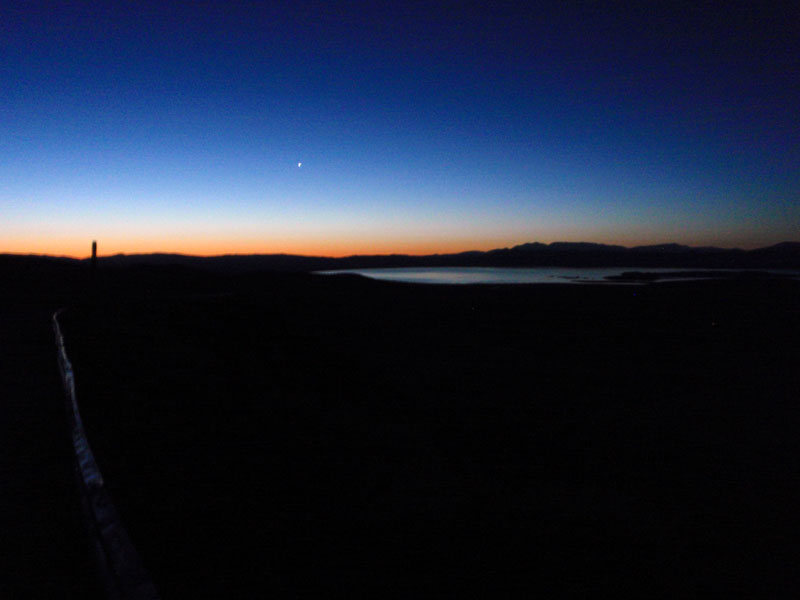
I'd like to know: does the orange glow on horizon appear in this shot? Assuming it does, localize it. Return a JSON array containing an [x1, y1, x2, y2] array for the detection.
[[1, 237, 517, 259], [2, 230, 786, 259]]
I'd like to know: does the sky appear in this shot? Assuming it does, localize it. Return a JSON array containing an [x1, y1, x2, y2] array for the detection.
[[2, 1, 798, 257]]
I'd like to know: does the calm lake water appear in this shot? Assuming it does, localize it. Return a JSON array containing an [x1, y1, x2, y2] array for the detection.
[[318, 266, 800, 285], [317, 267, 717, 285]]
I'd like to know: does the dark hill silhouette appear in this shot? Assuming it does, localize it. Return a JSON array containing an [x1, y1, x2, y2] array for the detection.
[[548, 241, 627, 252], [3, 241, 800, 274], [78, 241, 800, 271], [631, 243, 695, 252]]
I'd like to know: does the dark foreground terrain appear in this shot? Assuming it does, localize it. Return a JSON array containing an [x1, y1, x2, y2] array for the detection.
[[0, 300, 100, 599], [51, 271, 799, 597]]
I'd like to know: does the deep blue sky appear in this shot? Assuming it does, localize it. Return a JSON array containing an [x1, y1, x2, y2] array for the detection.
[[3, 1, 798, 256]]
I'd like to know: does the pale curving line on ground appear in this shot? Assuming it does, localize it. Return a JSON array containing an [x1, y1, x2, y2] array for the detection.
[[53, 309, 160, 600]]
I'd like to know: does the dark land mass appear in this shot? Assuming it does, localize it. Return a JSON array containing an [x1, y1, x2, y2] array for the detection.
[[1, 266, 101, 598], [3, 257, 800, 596], [96, 240, 800, 270], [6, 240, 800, 272], [605, 270, 794, 282]]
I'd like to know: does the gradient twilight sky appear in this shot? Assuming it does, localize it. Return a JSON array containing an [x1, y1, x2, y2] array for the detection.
[[3, 2, 798, 257]]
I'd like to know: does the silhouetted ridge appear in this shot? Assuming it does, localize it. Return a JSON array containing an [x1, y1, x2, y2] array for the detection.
[[6, 241, 799, 275], [88, 241, 800, 270], [547, 242, 627, 252], [631, 243, 693, 253]]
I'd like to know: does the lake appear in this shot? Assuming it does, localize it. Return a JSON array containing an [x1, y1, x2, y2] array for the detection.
[[316, 266, 754, 285]]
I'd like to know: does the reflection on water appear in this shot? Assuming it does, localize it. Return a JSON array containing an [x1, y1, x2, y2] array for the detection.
[[317, 266, 800, 285], [319, 267, 643, 284]]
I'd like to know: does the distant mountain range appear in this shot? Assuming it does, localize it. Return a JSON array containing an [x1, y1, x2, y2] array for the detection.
[[4, 241, 800, 272]]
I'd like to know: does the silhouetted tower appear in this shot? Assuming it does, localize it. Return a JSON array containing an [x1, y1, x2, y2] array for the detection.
[[91, 240, 97, 271]]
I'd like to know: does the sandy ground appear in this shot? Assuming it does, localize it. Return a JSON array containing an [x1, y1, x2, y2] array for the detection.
[[51, 271, 800, 597], [0, 298, 100, 599]]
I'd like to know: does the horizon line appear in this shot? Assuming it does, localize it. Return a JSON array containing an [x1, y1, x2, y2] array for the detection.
[[5, 240, 799, 261]]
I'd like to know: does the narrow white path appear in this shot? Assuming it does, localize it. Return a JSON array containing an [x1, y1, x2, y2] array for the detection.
[[54, 309, 160, 600]]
